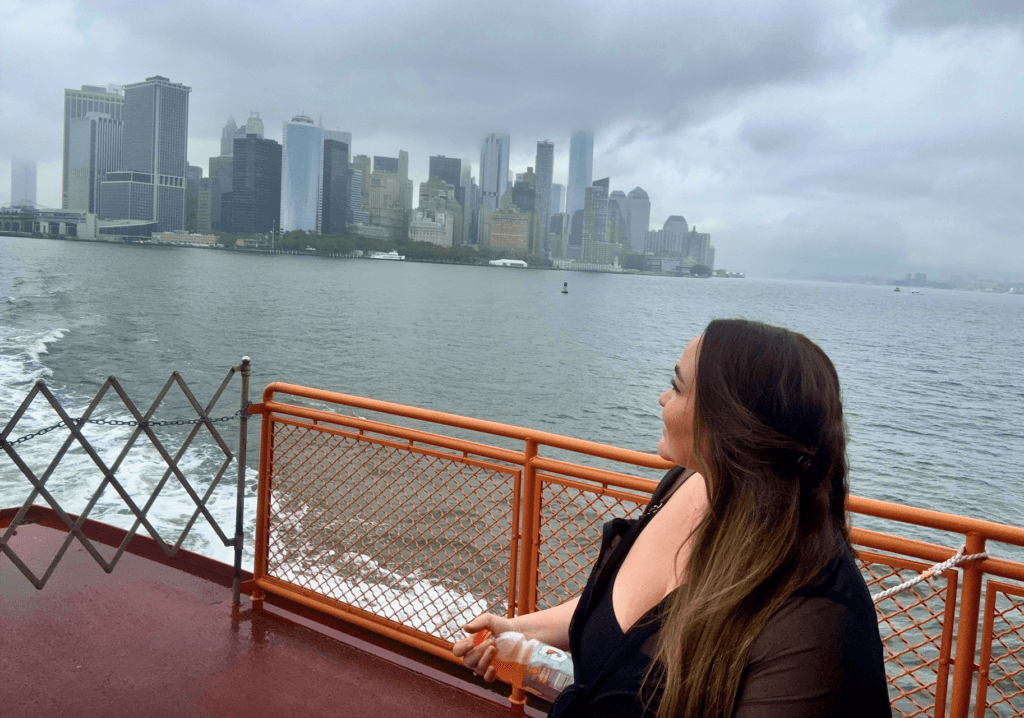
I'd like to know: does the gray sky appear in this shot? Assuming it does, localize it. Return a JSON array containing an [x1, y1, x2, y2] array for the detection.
[[2, 0, 1022, 279]]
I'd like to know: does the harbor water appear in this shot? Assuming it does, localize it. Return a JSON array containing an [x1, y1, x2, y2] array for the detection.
[[2, 236, 1023, 574]]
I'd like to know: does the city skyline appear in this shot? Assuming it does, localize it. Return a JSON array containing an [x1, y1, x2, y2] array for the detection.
[[2, 1, 1023, 279]]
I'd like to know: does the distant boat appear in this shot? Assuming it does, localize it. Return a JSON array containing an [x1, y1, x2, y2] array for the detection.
[[488, 258, 528, 267], [562, 282, 568, 294], [368, 250, 405, 260], [894, 287, 901, 292], [910, 290, 923, 295]]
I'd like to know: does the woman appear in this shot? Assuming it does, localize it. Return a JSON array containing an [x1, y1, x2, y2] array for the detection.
[[453, 319, 891, 717]]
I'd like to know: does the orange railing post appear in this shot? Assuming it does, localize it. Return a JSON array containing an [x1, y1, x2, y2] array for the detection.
[[510, 439, 541, 713], [949, 532, 986, 718], [249, 400, 272, 602]]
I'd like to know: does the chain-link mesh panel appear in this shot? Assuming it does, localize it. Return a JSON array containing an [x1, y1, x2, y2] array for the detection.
[[266, 422, 519, 643], [858, 553, 957, 718], [980, 582, 1024, 718], [534, 476, 647, 610]]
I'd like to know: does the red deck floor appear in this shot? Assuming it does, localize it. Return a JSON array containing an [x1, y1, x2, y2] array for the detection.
[[0, 508, 534, 718]]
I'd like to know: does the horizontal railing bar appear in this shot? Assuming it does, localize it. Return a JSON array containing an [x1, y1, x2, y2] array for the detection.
[[270, 415, 522, 476], [254, 576, 461, 663], [851, 527, 961, 564], [265, 405, 525, 466], [531, 457, 660, 493], [262, 383, 673, 469], [537, 474, 657, 505], [852, 527, 1024, 582], [849, 495, 1024, 547]]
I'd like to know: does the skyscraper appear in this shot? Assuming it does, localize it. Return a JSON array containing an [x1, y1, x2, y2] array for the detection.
[[374, 156, 399, 174], [663, 215, 689, 254], [533, 141, 554, 257], [244, 112, 265, 139], [10, 160, 38, 207], [398, 150, 413, 212], [208, 155, 233, 231], [231, 134, 282, 235], [550, 183, 565, 216], [221, 117, 241, 156], [280, 114, 324, 232], [627, 187, 650, 253], [67, 113, 122, 213], [608, 190, 630, 250], [185, 165, 202, 233], [347, 169, 368, 225], [566, 130, 594, 238], [479, 132, 510, 211], [583, 177, 609, 245], [352, 155, 371, 210], [429, 156, 462, 191], [62, 84, 123, 208], [321, 139, 349, 234], [99, 76, 190, 232]]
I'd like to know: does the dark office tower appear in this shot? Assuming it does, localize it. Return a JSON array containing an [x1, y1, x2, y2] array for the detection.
[[373, 156, 399, 174], [566, 129, 593, 238], [62, 84, 123, 208], [185, 165, 202, 232], [230, 134, 282, 235], [512, 176, 536, 213], [533, 141, 554, 257], [99, 76, 190, 232], [568, 210, 584, 257], [429, 155, 461, 190], [208, 155, 233, 231], [321, 139, 350, 234]]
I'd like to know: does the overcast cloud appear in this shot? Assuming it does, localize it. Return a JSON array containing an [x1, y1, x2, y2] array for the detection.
[[2, 0, 1021, 278]]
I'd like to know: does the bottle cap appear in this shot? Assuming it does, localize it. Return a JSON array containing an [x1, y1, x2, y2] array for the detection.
[[472, 629, 493, 647]]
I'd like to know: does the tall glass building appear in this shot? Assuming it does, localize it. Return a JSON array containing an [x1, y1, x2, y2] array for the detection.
[[566, 130, 594, 239], [67, 112, 122, 214], [627, 187, 651, 253], [550, 183, 566, 215], [533, 141, 554, 256], [99, 76, 190, 232], [280, 115, 324, 232], [479, 132, 510, 211], [62, 84, 123, 208]]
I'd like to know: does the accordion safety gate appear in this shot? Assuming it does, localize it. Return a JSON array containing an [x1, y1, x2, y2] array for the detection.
[[244, 382, 1024, 718]]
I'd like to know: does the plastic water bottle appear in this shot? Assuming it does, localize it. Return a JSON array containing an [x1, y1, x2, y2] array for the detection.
[[473, 629, 575, 701]]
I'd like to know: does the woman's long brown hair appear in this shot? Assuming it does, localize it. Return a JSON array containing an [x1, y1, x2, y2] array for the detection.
[[652, 319, 850, 718]]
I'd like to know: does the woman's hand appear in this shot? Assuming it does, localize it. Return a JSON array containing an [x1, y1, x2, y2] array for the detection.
[[452, 613, 516, 681]]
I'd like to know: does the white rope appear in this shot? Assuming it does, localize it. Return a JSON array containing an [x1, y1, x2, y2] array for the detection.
[[871, 544, 989, 604]]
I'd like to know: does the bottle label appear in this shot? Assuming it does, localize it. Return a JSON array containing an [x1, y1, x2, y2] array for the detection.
[[523, 644, 574, 701]]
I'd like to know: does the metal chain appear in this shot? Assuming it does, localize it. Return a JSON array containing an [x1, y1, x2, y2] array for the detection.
[[2, 406, 248, 447]]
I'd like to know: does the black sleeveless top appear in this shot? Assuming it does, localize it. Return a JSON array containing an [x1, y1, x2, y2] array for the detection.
[[547, 467, 892, 718]]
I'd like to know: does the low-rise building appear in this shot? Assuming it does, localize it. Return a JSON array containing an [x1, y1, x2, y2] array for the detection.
[[408, 210, 451, 247]]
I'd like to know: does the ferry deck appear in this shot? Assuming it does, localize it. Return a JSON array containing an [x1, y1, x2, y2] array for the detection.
[[2, 363, 1023, 717]]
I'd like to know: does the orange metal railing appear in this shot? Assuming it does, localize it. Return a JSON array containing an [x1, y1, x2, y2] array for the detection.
[[246, 383, 1024, 717]]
